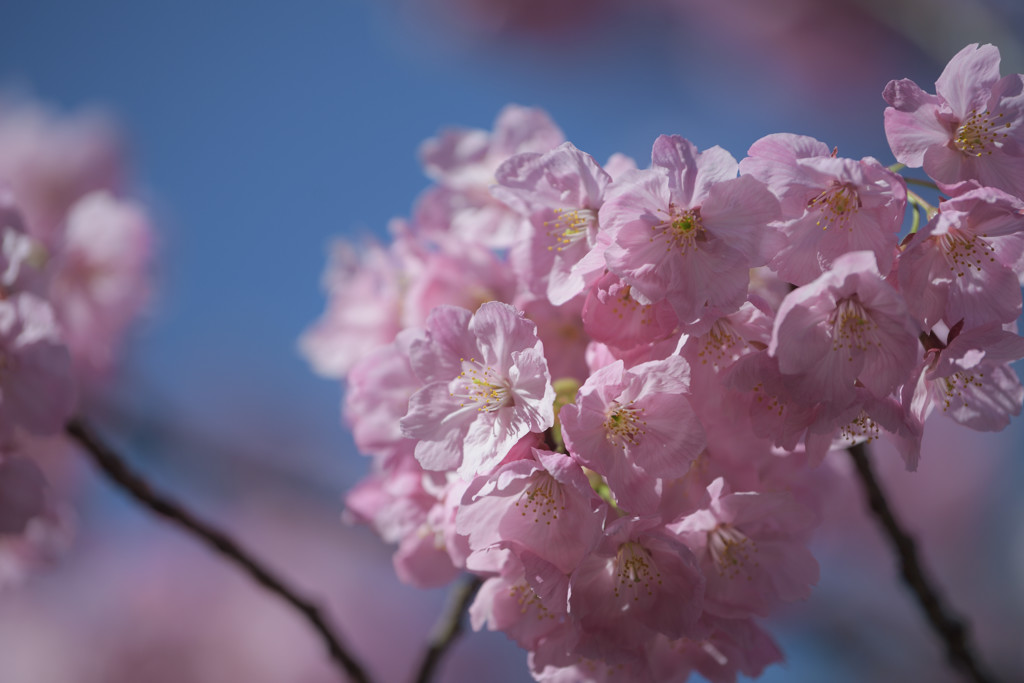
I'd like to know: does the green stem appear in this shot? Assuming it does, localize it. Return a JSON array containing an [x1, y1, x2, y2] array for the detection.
[[904, 176, 941, 191]]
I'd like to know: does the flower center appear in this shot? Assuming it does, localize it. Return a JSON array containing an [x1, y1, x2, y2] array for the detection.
[[707, 523, 757, 580], [613, 542, 662, 600], [940, 371, 984, 410], [938, 230, 997, 278], [829, 297, 879, 359], [545, 207, 597, 252], [509, 581, 557, 621], [807, 181, 861, 231], [451, 357, 511, 412], [954, 108, 1010, 157], [839, 411, 880, 444], [653, 205, 706, 254], [513, 473, 565, 525], [604, 400, 646, 447], [695, 318, 746, 370]]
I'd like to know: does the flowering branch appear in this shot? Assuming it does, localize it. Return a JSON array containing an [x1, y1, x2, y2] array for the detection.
[[412, 575, 483, 683], [847, 442, 994, 683], [65, 417, 373, 683]]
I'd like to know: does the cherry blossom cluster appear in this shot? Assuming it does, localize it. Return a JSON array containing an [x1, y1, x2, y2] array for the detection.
[[303, 44, 1024, 682], [0, 99, 154, 585]]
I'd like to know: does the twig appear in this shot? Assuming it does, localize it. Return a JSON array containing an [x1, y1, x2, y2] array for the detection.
[[66, 417, 373, 683], [847, 442, 995, 683], [412, 575, 484, 683]]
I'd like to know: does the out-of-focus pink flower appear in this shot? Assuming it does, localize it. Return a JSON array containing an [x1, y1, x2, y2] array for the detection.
[[49, 191, 153, 382], [418, 105, 563, 248], [0, 190, 47, 297], [0, 455, 46, 535], [646, 616, 784, 683], [0, 99, 122, 245], [0, 292, 76, 439], [299, 238, 405, 379], [301, 225, 517, 380]]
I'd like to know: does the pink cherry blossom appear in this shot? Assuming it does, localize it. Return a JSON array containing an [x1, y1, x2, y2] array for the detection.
[[456, 448, 605, 573], [560, 356, 706, 515], [48, 191, 153, 382], [678, 300, 773, 382], [898, 186, 1024, 330], [343, 331, 420, 466], [400, 301, 555, 476], [492, 142, 612, 305], [300, 237, 406, 379], [581, 272, 679, 351], [567, 515, 706, 662], [646, 616, 783, 683], [741, 133, 906, 285], [673, 478, 818, 619], [0, 292, 76, 438], [906, 322, 1024, 431], [770, 250, 919, 407], [469, 551, 578, 666], [883, 43, 1024, 196], [418, 105, 564, 248], [801, 386, 923, 469], [0, 99, 123, 245], [601, 135, 781, 324]]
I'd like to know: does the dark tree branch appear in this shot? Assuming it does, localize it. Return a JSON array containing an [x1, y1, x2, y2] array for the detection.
[[66, 417, 373, 683], [847, 442, 995, 683], [413, 575, 484, 683]]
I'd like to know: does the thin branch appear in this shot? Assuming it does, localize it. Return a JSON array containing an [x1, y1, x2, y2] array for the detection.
[[847, 442, 995, 683], [66, 417, 373, 683], [413, 575, 484, 683]]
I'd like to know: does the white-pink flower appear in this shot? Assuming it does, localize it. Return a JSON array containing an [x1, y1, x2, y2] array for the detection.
[[400, 301, 555, 476], [492, 142, 612, 305]]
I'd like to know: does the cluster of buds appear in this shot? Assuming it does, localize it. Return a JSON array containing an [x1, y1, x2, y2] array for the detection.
[[303, 44, 1024, 681], [0, 99, 154, 585]]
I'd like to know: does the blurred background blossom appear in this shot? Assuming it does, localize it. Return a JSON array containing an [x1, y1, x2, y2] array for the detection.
[[0, 1, 1022, 681]]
